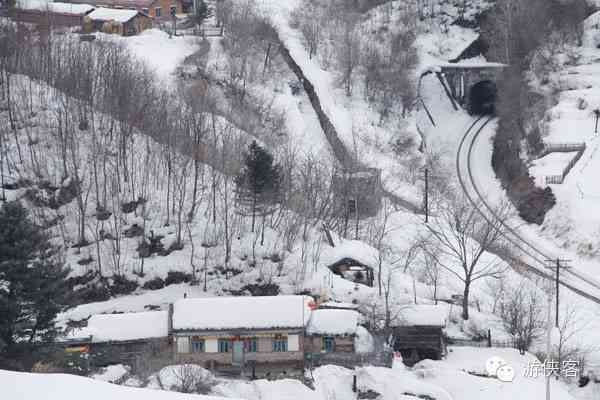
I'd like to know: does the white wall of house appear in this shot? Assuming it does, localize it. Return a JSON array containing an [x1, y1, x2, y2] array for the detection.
[[288, 334, 299, 351], [206, 338, 218, 353]]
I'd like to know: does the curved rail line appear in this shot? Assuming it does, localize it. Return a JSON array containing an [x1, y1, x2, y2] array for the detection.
[[456, 116, 600, 305]]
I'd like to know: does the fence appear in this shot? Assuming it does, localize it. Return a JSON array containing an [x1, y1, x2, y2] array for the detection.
[[305, 351, 393, 370], [447, 336, 517, 349], [542, 142, 587, 185], [538, 142, 586, 158]]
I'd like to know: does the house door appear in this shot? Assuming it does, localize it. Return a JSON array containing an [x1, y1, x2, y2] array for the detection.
[[232, 340, 244, 366]]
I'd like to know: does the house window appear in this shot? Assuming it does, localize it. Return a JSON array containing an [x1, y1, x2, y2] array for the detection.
[[154, 6, 161, 17], [142, 7, 149, 14], [244, 337, 257, 353], [272, 336, 288, 352], [218, 339, 231, 353], [322, 337, 335, 353], [190, 337, 205, 353], [170, 5, 177, 15]]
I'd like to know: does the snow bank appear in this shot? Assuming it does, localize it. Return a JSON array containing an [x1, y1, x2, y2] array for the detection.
[[88, 7, 138, 23], [91, 364, 130, 383], [306, 309, 358, 336], [69, 311, 169, 342], [148, 365, 215, 392], [354, 325, 374, 353], [397, 305, 448, 327], [0, 369, 240, 400], [172, 296, 312, 331]]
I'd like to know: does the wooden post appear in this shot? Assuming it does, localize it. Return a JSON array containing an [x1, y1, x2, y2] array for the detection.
[[424, 168, 429, 223], [487, 329, 492, 348], [352, 375, 357, 393]]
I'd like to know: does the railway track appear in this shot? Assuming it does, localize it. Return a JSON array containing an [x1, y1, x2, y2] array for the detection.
[[456, 116, 600, 305]]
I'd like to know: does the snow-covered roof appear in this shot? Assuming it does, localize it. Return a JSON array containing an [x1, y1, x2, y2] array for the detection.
[[319, 301, 359, 310], [397, 305, 448, 327], [172, 296, 313, 331], [16, 0, 94, 14], [306, 309, 359, 336], [68, 311, 169, 343], [321, 239, 379, 268], [87, 7, 139, 23]]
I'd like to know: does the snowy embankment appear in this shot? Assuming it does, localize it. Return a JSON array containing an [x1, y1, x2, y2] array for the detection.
[[0, 369, 239, 400], [118, 347, 577, 400]]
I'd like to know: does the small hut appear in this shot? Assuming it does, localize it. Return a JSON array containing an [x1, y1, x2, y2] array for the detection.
[[322, 239, 377, 287], [84, 7, 151, 36], [393, 305, 448, 366], [304, 309, 361, 368]]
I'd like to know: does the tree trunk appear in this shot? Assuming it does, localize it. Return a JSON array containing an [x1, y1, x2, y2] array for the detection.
[[462, 281, 471, 320]]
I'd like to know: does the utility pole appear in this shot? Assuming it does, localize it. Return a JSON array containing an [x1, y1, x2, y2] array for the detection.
[[545, 278, 553, 400], [544, 258, 571, 327], [424, 168, 429, 223]]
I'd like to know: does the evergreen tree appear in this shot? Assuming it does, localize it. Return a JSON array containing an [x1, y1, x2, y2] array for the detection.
[[193, 0, 210, 24], [235, 141, 282, 233], [0, 202, 71, 369]]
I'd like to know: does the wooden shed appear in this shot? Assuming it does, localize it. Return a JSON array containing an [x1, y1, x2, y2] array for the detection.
[[62, 311, 172, 374], [84, 7, 151, 36], [393, 305, 448, 366]]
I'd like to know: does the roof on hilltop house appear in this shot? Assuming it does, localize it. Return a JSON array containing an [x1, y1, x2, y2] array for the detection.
[[172, 295, 314, 331], [68, 0, 155, 8], [306, 309, 359, 336], [396, 305, 448, 328], [16, 0, 94, 14], [87, 7, 140, 22], [66, 311, 169, 343], [321, 239, 379, 268]]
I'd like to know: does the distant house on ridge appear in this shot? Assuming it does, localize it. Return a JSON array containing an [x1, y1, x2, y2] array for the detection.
[[13, 0, 94, 27]]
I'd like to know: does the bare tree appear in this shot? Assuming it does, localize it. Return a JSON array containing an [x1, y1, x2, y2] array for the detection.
[[421, 194, 508, 320], [499, 279, 545, 350]]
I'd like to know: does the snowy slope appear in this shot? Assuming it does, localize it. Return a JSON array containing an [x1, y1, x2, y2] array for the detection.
[[0, 369, 240, 400]]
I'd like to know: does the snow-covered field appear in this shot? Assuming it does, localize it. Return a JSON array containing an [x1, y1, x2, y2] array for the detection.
[[0, 369, 238, 400]]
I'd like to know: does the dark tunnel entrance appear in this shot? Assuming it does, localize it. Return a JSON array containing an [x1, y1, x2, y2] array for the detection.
[[468, 80, 497, 115]]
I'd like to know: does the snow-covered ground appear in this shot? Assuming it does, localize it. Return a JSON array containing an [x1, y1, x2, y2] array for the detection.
[[98, 29, 198, 83], [0, 369, 237, 400]]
